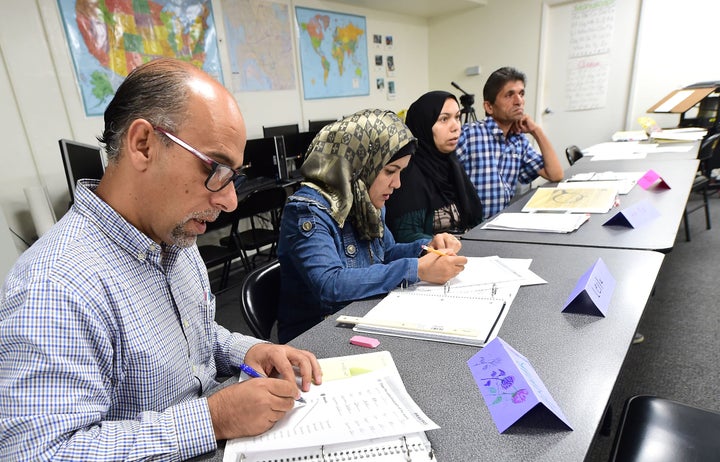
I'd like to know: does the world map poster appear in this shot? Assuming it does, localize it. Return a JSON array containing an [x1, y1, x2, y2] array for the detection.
[[295, 7, 369, 100], [57, 0, 223, 116]]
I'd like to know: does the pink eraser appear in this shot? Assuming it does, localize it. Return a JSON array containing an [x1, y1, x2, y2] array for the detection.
[[350, 335, 380, 348]]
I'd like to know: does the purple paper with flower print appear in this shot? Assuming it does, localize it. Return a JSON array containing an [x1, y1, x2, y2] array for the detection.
[[467, 337, 573, 433]]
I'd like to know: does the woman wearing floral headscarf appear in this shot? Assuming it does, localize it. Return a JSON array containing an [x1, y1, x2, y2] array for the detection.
[[277, 109, 467, 342]]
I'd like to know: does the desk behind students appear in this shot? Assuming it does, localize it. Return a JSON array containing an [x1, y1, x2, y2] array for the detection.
[[463, 157, 699, 253]]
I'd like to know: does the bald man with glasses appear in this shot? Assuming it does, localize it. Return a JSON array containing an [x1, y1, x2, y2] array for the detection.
[[0, 58, 322, 461]]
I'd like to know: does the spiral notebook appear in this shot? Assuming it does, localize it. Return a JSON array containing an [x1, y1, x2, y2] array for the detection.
[[337, 257, 529, 347], [223, 351, 437, 462], [230, 433, 433, 461]]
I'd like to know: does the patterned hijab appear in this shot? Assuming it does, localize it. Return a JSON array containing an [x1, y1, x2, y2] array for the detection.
[[300, 109, 416, 240]]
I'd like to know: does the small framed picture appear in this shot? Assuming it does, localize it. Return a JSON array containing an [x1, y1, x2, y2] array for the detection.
[[386, 55, 395, 77], [373, 34, 383, 49]]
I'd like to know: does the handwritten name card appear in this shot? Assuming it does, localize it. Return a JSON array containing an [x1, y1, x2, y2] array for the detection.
[[603, 199, 660, 228], [563, 258, 616, 316]]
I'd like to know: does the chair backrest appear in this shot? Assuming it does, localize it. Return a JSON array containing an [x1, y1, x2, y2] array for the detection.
[[240, 260, 281, 340], [262, 124, 299, 138], [235, 185, 288, 222], [610, 395, 720, 461], [698, 132, 720, 176], [565, 145, 584, 166]]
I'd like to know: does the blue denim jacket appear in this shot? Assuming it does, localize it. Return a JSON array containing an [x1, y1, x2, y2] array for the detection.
[[277, 186, 425, 342]]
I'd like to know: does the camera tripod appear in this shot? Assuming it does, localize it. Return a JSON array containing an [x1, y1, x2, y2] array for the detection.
[[451, 82, 478, 124]]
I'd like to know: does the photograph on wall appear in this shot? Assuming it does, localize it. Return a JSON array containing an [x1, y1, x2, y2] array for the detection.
[[295, 6, 369, 99], [374, 55, 383, 69], [57, 0, 223, 117], [387, 80, 396, 100], [222, 0, 295, 93], [373, 34, 383, 48], [386, 55, 395, 77], [385, 35, 394, 49], [376, 78, 385, 91]]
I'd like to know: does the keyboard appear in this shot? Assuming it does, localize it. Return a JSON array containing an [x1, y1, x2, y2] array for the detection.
[[236, 176, 276, 195]]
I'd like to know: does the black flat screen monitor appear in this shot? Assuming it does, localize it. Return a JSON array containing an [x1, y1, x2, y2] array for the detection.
[[243, 137, 280, 180], [58, 139, 105, 204], [262, 123, 299, 138], [282, 131, 318, 168], [308, 119, 337, 132]]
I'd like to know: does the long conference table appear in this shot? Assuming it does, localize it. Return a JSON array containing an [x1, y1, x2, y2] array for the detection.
[[463, 156, 699, 252], [198, 142, 698, 461]]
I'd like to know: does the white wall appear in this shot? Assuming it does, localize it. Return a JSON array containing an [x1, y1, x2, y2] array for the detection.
[[627, 0, 720, 129], [426, 0, 545, 120]]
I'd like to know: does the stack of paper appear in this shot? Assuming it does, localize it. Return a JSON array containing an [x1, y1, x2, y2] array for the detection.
[[561, 171, 645, 195], [481, 212, 590, 233], [223, 352, 438, 462], [651, 127, 707, 142], [612, 130, 648, 142]]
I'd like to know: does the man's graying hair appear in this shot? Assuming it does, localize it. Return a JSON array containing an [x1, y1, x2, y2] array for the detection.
[[97, 58, 195, 162], [483, 66, 526, 104]]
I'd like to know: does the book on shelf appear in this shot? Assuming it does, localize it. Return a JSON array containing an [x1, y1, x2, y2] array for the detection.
[[223, 351, 438, 462]]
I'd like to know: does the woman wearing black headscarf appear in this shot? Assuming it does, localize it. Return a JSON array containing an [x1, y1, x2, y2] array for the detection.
[[386, 91, 484, 242]]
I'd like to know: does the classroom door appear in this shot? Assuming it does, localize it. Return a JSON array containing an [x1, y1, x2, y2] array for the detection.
[[536, 0, 641, 164]]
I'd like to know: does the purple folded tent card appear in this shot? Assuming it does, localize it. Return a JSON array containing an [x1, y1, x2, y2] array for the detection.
[[467, 337, 573, 433], [637, 169, 671, 190], [603, 199, 660, 228], [562, 257, 616, 316]]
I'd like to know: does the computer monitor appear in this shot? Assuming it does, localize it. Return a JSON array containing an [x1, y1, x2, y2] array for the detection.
[[282, 131, 318, 169], [58, 139, 105, 204], [308, 119, 337, 132], [262, 123, 299, 138], [243, 137, 281, 180]]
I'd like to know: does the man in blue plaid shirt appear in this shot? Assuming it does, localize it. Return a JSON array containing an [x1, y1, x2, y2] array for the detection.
[[456, 67, 564, 220], [0, 58, 322, 461]]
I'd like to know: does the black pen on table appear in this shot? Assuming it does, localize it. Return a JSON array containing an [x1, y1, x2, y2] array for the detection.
[[239, 363, 306, 404]]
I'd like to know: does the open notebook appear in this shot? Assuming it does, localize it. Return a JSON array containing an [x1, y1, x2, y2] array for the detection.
[[338, 257, 545, 346], [223, 351, 437, 462]]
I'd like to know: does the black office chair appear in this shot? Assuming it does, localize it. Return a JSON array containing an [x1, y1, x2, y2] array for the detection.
[[198, 211, 248, 292], [240, 259, 280, 341], [610, 395, 720, 462], [682, 132, 719, 241], [262, 123, 299, 138], [565, 145, 584, 166], [234, 185, 287, 269]]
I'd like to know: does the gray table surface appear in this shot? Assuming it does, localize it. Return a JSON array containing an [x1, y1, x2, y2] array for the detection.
[[463, 157, 699, 252], [196, 240, 664, 462]]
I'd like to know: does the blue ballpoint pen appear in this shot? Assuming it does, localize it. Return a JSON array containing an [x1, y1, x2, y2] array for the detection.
[[239, 363, 306, 404]]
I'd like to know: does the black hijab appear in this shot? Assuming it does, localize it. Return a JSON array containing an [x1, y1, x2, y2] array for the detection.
[[386, 91, 483, 231]]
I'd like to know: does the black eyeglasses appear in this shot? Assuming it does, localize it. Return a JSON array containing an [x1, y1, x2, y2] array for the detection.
[[154, 126, 247, 192]]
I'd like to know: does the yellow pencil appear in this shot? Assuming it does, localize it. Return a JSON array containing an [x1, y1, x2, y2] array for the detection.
[[421, 244, 448, 257]]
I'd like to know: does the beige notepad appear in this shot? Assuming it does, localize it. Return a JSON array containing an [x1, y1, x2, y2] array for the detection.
[[522, 187, 617, 213]]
